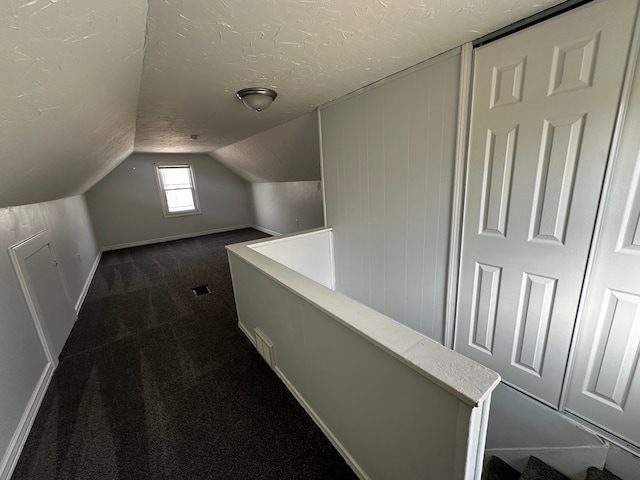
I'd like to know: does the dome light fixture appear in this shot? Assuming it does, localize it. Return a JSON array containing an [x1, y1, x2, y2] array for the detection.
[[236, 87, 277, 112]]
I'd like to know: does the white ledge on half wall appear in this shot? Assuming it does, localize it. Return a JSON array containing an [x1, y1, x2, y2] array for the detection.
[[227, 227, 500, 408]]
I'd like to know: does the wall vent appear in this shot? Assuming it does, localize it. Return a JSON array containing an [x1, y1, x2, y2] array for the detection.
[[254, 328, 275, 369]]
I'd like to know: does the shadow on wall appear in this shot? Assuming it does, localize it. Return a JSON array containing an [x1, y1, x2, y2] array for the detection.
[[209, 112, 321, 183], [251, 181, 324, 235]]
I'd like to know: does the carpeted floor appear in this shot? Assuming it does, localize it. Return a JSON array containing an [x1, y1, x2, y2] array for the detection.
[[12, 228, 358, 480]]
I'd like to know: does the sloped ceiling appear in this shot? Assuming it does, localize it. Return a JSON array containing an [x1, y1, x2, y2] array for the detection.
[[210, 113, 320, 183], [0, 0, 565, 208], [0, 0, 147, 208]]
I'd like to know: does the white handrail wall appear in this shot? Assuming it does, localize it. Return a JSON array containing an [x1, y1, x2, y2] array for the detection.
[[227, 229, 500, 480]]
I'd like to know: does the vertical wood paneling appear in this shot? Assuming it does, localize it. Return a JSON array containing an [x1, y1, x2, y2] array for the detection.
[[320, 53, 460, 343]]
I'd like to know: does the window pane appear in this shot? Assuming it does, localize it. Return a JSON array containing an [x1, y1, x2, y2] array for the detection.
[[156, 164, 199, 216], [161, 167, 192, 189], [166, 188, 195, 212]]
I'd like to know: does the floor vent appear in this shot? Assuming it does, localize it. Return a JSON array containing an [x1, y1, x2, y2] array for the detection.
[[192, 285, 210, 296], [254, 328, 275, 369]]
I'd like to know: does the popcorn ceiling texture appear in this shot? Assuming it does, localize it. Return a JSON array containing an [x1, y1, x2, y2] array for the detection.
[[0, 0, 564, 207]]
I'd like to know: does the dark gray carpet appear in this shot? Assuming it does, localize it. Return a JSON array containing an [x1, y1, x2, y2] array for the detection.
[[586, 467, 623, 480], [520, 456, 569, 480], [483, 456, 520, 480], [12, 228, 358, 480]]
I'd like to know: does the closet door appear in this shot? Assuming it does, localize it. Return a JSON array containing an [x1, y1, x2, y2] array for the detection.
[[565, 44, 640, 447], [455, 0, 638, 406]]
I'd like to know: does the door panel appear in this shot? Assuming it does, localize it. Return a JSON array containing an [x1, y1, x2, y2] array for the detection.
[[455, 0, 638, 406], [10, 230, 76, 361], [566, 42, 640, 446]]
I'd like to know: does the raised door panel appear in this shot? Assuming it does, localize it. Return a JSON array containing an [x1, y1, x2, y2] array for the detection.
[[455, 0, 638, 406], [566, 43, 640, 446]]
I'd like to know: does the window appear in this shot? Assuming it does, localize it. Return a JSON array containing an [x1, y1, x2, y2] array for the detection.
[[154, 164, 201, 217]]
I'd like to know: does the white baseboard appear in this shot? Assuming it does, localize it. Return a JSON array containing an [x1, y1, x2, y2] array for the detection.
[[0, 361, 55, 480], [237, 321, 256, 347], [238, 319, 365, 478], [74, 250, 102, 314], [250, 224, 281, 236], [102, 224, 255, 251], [273, 366, 369, 480]]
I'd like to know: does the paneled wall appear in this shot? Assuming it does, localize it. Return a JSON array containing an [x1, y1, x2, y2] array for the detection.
[[320, 52, 460, 343]]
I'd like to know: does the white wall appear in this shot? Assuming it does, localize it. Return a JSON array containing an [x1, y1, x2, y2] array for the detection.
[[85, 153, 254, 249], [248, 228, 334, 288], [320, 51, 460, 344], [210, 113, 321, 183], [252, 181, 324, 235], [228, 237, 499, 480], [0, 195, 99, 474]]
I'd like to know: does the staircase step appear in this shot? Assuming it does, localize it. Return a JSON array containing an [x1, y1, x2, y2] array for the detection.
[[482, 455, 630, 480], [483, 455, 521, 480], [520, 456, 569, 480], [585, 467, 623, 480]]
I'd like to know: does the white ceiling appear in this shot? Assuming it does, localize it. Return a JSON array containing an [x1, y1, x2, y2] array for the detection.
[[0, 0, 565, 208]]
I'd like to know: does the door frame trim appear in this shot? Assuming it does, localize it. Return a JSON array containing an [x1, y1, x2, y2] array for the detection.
[[446, 42, 474, 350], [9, 229, 61, 366]]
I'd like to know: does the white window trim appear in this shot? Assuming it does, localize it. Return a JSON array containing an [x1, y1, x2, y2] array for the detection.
[[154, 163, 201, 218]]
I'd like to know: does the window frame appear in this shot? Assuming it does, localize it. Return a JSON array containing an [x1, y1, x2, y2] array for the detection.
[[154, 163, 201, 218]]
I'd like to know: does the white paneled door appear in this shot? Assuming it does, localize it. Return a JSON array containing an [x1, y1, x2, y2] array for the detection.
[[565, 42, 640, 447], [455, 0, 638, 406]]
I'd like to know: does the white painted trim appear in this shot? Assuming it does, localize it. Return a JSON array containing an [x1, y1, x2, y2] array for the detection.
[[227, 237, 501, 407], [319, 47, 462, 111], [74, 250, 102, 314], [244, 227, 332, 249], [153, 162, 201, 218], [564, 410, 640, 457], [558, 1, 640, 412], [328, 227, 336, 290], [453, 403, 473, 480], [446, 42, 473, 350], [317, 107, 328, 228], [452, 399, 492, 480], [472, 397, 492, 479], [237, 320, 256, 347], [0, 361, 55, 480], [102, 224, 255, 251], [250, 224, 281, 237], [274, 366, 369, 480], [8, 230, 57, 366]]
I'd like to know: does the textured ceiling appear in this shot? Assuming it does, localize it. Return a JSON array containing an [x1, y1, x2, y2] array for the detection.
[[0, 0, 568, 208], [134, 0, 565, 154], [0, 0, 147, 208]]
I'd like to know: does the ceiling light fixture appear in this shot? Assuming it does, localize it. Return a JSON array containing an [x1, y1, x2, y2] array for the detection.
[[236, 87, 277, 112]]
